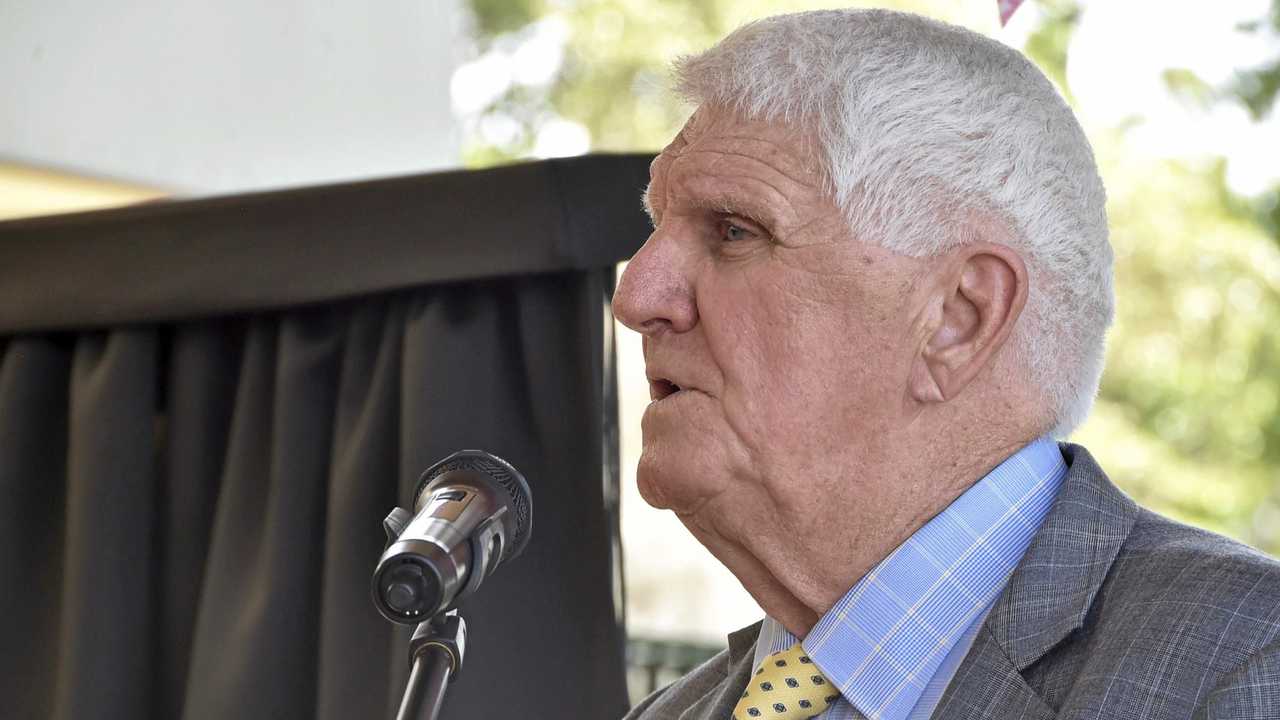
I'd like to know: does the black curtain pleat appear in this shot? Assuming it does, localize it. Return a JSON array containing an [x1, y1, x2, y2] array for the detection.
[[0, 270, 627, 720], [182, 311, 345, 719], [0, 337, 71, 720], [57, 331, 159, 720], [314, 299, 403, 720], [158, 322, 241, 720]]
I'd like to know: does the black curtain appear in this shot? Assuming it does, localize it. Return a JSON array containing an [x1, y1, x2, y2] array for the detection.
[[0, 155, 651, 720]]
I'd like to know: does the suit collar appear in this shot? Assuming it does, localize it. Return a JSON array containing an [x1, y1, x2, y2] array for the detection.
[[678, 621, 762, 720], [727, 620, 763, 669], [984, 442, 1138, 670], [933, 443, 1137, 719]]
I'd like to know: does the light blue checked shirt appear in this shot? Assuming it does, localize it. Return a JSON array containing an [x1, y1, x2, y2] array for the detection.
[[751, 438, 1067, 720]]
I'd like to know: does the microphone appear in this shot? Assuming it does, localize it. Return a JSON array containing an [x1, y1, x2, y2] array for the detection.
[[372, 449, 533, 625]]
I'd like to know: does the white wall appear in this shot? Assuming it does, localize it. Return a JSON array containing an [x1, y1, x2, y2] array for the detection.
[[0, 0, 462, 193]]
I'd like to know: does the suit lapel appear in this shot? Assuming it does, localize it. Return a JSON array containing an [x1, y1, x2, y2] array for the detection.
[[680, 622, 761, 720], [932, 625, 1055, 720], [934, 443, 1138, 719]]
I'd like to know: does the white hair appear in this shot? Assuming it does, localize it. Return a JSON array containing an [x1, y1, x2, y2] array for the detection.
[[672, 9, 1113, 438]]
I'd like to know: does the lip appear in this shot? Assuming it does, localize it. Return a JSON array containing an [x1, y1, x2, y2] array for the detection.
[[647, 377, 681, 401], [645, 371, 707, 401]]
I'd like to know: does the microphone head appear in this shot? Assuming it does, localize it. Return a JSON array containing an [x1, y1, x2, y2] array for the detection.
[[413, 449, 533, 562]]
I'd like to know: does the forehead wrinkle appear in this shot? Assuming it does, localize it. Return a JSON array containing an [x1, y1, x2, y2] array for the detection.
[[692, 134, 822, 187], [675, 146, 819, 197], [667, 155, 804, 231]]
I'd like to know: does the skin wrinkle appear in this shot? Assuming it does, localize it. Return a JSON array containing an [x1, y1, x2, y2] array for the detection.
[[687, 522, 819, 634], [677, 146, 817, 193], [648, 113, 820, 215], [666, 160, 804, 236], [614, 104, 1039, 637]]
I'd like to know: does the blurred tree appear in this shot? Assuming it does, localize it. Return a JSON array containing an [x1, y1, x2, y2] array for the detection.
[[455, 0, 1280, 554], [1077, 145, 1280, 551], [1156, 0, 1280, 239], [1056, 1, 1280, 552], [1021, 0, 1080, 102], [452, 1, 995, 164], [1018, 3, 1280, 547], [1231, 0, 1280, 121], [1230, 0, 1280, 240]]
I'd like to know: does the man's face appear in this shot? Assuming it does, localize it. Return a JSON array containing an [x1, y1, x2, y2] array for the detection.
[[612, 105, 929, 539]]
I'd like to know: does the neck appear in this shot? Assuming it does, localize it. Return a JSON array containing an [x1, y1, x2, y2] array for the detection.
[[702, 431, 1036, 638]]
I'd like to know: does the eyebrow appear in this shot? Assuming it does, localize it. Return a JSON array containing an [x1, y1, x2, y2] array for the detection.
[[686, 190, 776, 227], [641, 180, 779, 228], [637, 188, 768, 229]]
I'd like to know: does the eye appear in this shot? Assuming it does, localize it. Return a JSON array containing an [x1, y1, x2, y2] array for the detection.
[[719, 218, 754, 242]]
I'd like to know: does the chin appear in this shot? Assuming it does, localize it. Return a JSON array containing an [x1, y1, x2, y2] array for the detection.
[[634, 449, 715, 514], [634, 452, 675, 509], [636, 398, 739, 513]]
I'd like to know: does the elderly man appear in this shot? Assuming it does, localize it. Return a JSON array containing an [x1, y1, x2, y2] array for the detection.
[[612, 9, 1280, 720]]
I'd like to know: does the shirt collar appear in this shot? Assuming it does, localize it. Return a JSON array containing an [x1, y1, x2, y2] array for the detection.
[[754, 438, 1067, 720]]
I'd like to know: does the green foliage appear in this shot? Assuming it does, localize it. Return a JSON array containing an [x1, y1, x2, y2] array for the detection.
[[468, 0, 545, 36], [458, 0, 1280, 554], [1021, 0, 1080, 101], [455, 0, 998, 162], [1162, 68, 1218, 111], [1075, 141, 1280, 550], [1232, 57, 1280, 121], [1231, 0, 1280, 120]]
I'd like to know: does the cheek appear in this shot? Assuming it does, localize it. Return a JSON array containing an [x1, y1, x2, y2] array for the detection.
[[705, 269, 898, 457]]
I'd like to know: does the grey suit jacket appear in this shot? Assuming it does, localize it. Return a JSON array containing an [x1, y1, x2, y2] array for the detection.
[[624, 444, 1280, 720]]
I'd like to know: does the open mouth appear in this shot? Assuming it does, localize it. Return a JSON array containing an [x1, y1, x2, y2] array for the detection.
[[649, 378, 682, 401]]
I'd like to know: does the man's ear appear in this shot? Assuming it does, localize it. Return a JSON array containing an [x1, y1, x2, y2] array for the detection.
[[908, 242, 1028, 404]]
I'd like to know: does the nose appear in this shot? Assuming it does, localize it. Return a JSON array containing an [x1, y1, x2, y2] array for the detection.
[[612, 228, 698, 336]]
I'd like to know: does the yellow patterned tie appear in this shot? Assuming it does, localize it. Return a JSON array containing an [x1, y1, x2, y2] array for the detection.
[[731, 642, 840, 720]]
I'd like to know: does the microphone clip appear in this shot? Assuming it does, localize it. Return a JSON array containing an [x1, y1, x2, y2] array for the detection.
[[409, 610, 468, 677], [383, 506, 413, 545], [393, 610, 468, 720]]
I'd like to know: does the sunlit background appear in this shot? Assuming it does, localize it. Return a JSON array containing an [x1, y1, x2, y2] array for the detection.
[[5, 0, 1280, 676]]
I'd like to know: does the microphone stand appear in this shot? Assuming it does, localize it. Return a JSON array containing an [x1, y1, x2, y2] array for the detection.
[[395, 610, 467, 720]]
